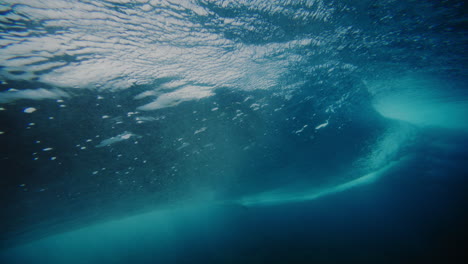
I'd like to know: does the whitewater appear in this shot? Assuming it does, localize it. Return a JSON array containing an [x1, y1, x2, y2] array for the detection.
[[0, 1, 467, 263]]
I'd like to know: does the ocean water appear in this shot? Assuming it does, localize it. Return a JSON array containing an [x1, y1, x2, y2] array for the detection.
[[0, 0, 467, 263]]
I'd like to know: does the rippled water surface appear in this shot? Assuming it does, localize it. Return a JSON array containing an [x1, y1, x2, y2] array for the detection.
[[1, 1, 467, 263]]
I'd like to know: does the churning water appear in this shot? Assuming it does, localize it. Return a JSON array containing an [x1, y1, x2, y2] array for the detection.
[[1, 1, 467, 263]]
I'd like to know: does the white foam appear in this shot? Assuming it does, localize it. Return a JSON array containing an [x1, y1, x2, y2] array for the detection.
[[0, 0, 327, 109], [315, 120, 328, 130], [295, 124, 308, 134], [137, 85, 214, 111], [176, 142, 190, 151], [239, 121, 415, 207], [368, 75, 468, 130], [194, 127, 207, 134], [23, 107, 37, 113], [140, 4, 152, 11], [0, 89, 68, 103], [239, 159, 404, 206], [95, 132, 137, 147], [134, 90, 157, 100]]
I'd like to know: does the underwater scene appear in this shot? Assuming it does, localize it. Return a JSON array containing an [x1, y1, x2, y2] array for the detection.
[[0, 0, 467, 263]]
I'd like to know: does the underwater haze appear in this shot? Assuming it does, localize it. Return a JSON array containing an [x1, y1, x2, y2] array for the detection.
[[1, 0, 467, 263]]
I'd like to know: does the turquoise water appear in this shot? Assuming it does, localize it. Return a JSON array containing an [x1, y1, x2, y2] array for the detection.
[[1, 1, 467, 263]]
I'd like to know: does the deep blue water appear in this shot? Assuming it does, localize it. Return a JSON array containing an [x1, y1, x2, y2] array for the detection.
[[0, 0, 467, 263]]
